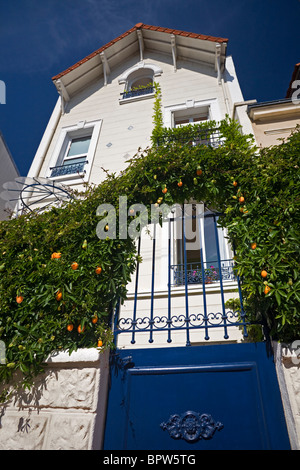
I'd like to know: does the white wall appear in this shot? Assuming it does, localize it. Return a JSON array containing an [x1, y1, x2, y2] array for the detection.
[[37, 51, 230, 187]]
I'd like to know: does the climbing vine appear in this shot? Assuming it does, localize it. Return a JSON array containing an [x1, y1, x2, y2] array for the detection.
[[0, 83, 299, 397]]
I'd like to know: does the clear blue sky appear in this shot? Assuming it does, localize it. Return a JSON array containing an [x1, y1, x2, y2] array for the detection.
[[0, 0, 299, 176]]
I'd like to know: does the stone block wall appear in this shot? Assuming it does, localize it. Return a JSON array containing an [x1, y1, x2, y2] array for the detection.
[[274, 342, 300, 450], [0, 348, 110, 450]]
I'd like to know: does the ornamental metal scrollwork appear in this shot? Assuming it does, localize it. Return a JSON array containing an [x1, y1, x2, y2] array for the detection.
[[160, 411, 223, 443]]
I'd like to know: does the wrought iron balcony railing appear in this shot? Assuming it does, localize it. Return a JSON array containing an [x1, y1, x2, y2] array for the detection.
[[50, 160, 88, 177], [171, 260, 235, 286], [157, 128, 223, 147], [120, 86, 154, 100], [113, 212, 256, 346]]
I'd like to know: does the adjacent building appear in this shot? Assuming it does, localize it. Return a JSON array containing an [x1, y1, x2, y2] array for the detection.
[[0, 131, 19, 220], [247, 62, 300, 147]]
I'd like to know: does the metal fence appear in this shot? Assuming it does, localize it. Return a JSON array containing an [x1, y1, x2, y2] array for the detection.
[[114, 209, 253, 346]]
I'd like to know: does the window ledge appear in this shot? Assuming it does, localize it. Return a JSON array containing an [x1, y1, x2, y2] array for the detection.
[[126, 280, 238, 299], [47, 172, 87, 185], [119, 92, 155, 105]]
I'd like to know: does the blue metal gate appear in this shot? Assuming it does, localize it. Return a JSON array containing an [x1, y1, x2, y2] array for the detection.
[[103, 343, 290, 450], [103, 208, 291, 450]]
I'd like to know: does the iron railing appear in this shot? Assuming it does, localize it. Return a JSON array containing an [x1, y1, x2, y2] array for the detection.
[[157, 128, 223, 147], [50, 160, 88, 177], [120, 86, 154, 100], [114, 210, 253, 346], [171, 260, 235, 286]]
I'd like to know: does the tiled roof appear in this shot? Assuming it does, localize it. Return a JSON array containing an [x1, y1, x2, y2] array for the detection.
[[52, 23, 228, 81]]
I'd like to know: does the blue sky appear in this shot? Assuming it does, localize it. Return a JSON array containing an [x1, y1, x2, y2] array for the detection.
[[0, 0, 299, 176]]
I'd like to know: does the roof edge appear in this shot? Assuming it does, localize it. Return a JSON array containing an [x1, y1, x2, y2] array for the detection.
[[52, 23, 228, 81]]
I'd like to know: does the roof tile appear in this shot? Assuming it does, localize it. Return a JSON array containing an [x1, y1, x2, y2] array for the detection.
[[52, 23, 228, 80]]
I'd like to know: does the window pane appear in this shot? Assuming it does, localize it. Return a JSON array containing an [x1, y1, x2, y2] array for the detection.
[[63, 156, 87, 166], [204, 216, 217, 265], [67, 136, 91, 157]]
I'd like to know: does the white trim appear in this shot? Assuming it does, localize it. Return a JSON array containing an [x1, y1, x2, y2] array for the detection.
[[27, 97, 62, 178], [137, 30, 144, 61], [171, 35, 177, 72], [118, 61, 163, 85], [46, 348, 107, 364], [47, 119, 102, 183], [163, 98, 222, 128]]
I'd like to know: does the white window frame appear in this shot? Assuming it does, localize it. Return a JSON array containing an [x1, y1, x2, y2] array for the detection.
[[163, 99, 231, 275], [47, 119, 102, 184], [163, 98, 222, 128], [118, 62, 162, 104]]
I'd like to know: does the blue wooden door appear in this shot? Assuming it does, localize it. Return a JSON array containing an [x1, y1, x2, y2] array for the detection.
[[103, 342, 290, 450]]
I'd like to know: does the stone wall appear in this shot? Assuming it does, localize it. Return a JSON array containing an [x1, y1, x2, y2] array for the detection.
[[0, 348, 109, 450], [274, 342, 300, 450]]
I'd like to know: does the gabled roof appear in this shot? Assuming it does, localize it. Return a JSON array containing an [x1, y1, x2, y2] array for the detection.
[[52, 23, 228, 100]]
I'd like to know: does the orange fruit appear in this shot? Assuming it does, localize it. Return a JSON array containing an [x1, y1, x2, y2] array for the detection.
[[261, 270, 268, 278], [162, 187, 167, 194], [264, 285, 271, 295], [71, 262, 78, 270], [92, 315, 98, 324], [77, 325, 85, 334], [239, 196, 245, 204], [95, 266, 102, 275], [97, 340, 103, 348], [239, 207, 244, 213], [67, 324, 74, 332], [233, 181, 238, 187], [177, 180, 183, 187], [196, 169, 203, 176], [51, 252, 61, 259], [16, 295, 24, 304], [56, 290, 62, 301], [251, 243, 257, 250]]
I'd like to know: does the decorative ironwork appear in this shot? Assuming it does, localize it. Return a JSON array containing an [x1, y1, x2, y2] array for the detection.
[[116, 310, 246, 336], [160, 411, 224, 442], [113, 211, 257, 345], [157, 128, 223, 148], [50, 160, 87, 177], [121, 86, 154, 100], [0, 176, 74, 215], [171, 260, 235, 286]]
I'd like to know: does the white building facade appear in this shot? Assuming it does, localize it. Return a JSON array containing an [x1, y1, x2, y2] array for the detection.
[[1, 24, 298, 452], [26, 23, 255, 348]]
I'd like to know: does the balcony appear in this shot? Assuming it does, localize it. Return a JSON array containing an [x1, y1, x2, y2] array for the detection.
[[120, 85, 154, 100], [113, 212, 253, 347], [157, 128, 223, 147], [50, 160, 88, 178], [171, 260, 235, 286]]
